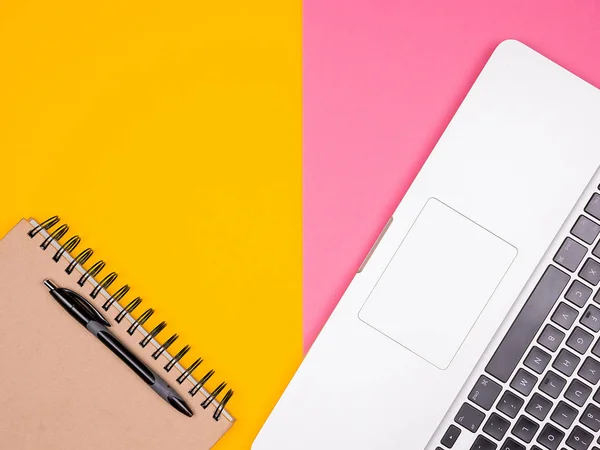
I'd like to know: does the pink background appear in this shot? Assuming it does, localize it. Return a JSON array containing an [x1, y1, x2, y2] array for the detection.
[[303, 0, 600, 351]]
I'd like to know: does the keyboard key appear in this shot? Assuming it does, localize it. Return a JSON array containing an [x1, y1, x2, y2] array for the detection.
[[496, 390, 524, 419], [536, 423, 565, 450], [511, 415, 538, 443], [585, 193, 600, 221], [554, 238, 587, 272], [566, 425, 593, 450], [580, 258, 600, 286], [572, 215, 600, 245], [468, 375, 502, 411], [582, 304, 600, 332], [581, 403, 600, 432], [525, 392, 553, 420], [552, 302, 578, 329], [594, 240, 600, 259], [485, 266, 569, 382], [567, 327, 594, 354], [592, 338, 600, 357], [483, 412, 510, 441], [552, 348, 580, 376], [539, 371, 567, 398], [524, 346, 551, 374], [455, 403, 485, 433], [593, 386, 600, 403], [538, 324, 565, 352], [501, 438, 525, 450], [551, 400, 578, 429], [566, 280, 593, 307], [510, 368, 537, 396], [441, 424, 461, 448], [565, 379, 592, 406], [470, 435, 497, 450], [578, 357, 600, 384]]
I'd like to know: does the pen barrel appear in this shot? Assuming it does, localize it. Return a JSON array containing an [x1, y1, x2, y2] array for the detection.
[[87, 321, 193, 416], [87, 321, 156, 386]]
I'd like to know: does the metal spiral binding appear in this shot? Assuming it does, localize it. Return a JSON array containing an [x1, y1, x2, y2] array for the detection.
[[214, 389, 234, 420], [115, 297, 142, 323], [66, 248, 93, 274], [28, 216, 60, 238], [41, 224, 69, 250], [53, 235, 80, 262], [27, 215, 234, 421], [140, 321, 167, 348], [177, 357, 203, 384], [152, 334, 178, 359], [201, 382, 226, 409], [189, 370, 215, 397], [103, 284, 130, 310], [127, 308, 154, 335], [164, 345, 191, 372], [78, 260, 105, 286], [90, 272, 118, 299]]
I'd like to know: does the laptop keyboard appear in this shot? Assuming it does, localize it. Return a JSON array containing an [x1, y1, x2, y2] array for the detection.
[[437, 191, 600, 450]]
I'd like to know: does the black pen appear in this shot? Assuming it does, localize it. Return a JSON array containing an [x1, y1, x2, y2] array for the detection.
[[44, 279, 194, 418]]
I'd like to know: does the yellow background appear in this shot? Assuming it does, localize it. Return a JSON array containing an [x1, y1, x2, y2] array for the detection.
[[0, 2, 301, 449]]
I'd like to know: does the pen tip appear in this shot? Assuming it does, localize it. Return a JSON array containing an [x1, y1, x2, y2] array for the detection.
[[168, 395, 194, 417], [43, 279, 57, 291]]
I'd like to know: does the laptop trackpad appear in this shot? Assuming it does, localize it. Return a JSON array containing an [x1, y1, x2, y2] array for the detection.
[[358, 199, 517, 369]]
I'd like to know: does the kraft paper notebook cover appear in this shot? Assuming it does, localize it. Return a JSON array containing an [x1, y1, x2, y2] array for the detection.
[[0, 217, 234, 450]]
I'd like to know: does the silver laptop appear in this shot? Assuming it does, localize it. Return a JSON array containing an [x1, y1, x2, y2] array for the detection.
[[253, 40, 600, 450]]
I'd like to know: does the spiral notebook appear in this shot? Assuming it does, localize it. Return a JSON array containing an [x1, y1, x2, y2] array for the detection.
[[0, 217, 234, 450]]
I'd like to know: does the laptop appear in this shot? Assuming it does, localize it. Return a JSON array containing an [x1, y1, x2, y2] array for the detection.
[[253, 40, 600, 450]]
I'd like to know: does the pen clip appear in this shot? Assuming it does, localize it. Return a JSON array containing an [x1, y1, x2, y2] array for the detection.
[[63, 288, 111, 327]]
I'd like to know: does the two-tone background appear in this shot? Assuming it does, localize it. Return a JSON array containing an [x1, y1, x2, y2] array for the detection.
[[1, 1, 599, 448]]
